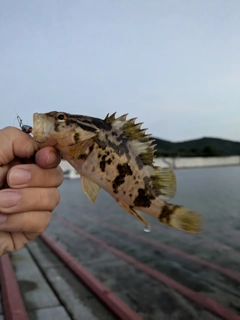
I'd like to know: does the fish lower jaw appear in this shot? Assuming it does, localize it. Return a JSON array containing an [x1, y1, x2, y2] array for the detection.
[[32, 131, 48, 143], [34, 138, 47, 144], [33, 134, 58, 147]]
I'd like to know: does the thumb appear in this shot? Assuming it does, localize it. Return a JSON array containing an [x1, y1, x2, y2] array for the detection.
[[0, 127, 37, 166]]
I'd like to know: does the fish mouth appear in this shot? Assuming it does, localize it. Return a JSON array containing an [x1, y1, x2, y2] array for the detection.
[[32, 113, 47, 143], [32, 113, 55, 144]]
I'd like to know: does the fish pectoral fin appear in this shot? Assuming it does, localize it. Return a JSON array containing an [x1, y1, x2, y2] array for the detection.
[[81, 176, 101, 203], [68, 138, 95, 159], [148, 167, 176, 201], [159, 204, 202, 233], [62, 155, 74, 160], [118, 202, 150, 229]]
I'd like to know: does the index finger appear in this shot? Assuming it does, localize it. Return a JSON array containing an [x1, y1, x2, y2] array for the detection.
[[0, 127, 37, 166]]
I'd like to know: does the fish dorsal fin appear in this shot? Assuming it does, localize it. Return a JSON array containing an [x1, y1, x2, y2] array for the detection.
[[129, 140, 156, 166], [105, 112, 156, 165], [81, 176, 101, 203], [147, 166, 176, 201], [105, 112, 128, 124], [104, 112, 117, 122]]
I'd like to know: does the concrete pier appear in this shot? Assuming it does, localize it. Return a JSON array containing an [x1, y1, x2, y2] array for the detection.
[[154, 155, 240, 169]]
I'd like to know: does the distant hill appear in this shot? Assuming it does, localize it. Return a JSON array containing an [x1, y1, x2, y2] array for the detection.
[[152, 137, 240, 157]]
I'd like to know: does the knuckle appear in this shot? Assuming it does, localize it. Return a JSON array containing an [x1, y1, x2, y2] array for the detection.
[[36, 167, 63, 187], [37, 211, 51, 233], [2, 126, 19, 135], [48, 166, 64, 186], [25, 211, 51, 234], [52, 188, 61, 209], [39, 188, 60, 212], [56, 166, 64, 185], [0, 238, 10, 255]]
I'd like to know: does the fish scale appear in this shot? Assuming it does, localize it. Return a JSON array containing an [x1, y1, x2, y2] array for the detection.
[[32, 111, 201, 233]]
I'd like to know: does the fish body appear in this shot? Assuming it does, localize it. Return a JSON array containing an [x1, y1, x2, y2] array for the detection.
[[32, 111, 201, 233]]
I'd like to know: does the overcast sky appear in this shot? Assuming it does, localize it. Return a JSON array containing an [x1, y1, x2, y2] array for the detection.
[[1, 1, 240, 142]]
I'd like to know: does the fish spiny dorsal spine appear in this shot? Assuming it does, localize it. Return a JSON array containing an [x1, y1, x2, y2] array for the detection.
[[104, 112, 116, 122], [105, 112, 156, 167]]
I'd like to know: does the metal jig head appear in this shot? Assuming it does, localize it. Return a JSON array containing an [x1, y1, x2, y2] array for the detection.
[[17, 115, 32, 134]]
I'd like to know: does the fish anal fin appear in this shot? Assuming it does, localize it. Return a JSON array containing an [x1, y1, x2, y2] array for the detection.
[[159, 204, 202, 233], [81, 176, 101, 203], [118, 202, 149, 228], [149, 167, 176, 201]]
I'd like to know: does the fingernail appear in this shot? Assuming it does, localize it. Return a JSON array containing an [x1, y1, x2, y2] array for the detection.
[[0, 213, 7, 225], [47, 151, 56, 166], [0, 191, 21, 208], [9, 169, 31, 185]]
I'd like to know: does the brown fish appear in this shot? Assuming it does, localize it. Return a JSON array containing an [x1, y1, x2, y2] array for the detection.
[[32, 111, 201, 233]]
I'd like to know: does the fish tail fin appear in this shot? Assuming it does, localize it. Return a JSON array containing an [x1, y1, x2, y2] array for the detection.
[[159, 204, 202, 233]]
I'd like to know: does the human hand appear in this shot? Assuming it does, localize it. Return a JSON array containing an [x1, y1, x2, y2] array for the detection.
[[0, 126, 63, 255]]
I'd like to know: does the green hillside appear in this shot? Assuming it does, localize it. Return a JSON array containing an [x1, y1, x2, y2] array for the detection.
[[152, 137, 240, 157]]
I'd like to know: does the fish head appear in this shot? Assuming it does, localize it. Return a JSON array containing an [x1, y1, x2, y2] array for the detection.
[[32, 111, 99, 148]]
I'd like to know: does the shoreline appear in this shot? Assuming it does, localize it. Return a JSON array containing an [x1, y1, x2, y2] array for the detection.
[[60, 156, 240, 178]]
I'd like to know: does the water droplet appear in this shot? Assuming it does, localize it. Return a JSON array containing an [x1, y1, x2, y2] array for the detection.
[[143, 225, 151, 233]]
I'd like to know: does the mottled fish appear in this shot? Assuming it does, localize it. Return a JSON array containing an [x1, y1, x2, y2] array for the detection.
[[32, 111, 201, 233]]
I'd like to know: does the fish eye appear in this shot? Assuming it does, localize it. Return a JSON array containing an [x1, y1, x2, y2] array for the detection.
[[56, 113, 68, 122]]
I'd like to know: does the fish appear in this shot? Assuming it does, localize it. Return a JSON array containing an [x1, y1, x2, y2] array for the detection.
[[32, 111, 201, 233]]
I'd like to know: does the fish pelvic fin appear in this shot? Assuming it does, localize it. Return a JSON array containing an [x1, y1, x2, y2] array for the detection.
[[81, 176, 101, 203], [159, 204, 202, 233]]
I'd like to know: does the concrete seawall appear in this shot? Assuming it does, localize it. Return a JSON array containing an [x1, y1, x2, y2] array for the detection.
[[154, 156, 240, 169], [60, 156, 240, 178]]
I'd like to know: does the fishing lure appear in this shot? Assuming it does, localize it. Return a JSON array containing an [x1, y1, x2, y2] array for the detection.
[[17, 115, 32, 134]]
